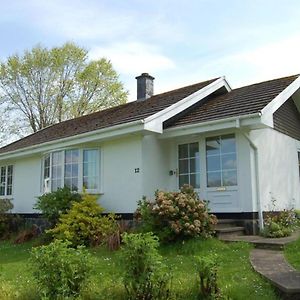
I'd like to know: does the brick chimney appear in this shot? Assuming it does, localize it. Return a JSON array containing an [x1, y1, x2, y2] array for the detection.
[[135, 73, 154, 101]]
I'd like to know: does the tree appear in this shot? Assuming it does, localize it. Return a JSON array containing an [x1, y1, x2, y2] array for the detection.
[[0, 43, 128, 139]]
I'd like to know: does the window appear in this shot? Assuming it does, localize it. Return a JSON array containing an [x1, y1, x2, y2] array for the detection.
[[206, 134, 237, 187], [43, 149, 100, 193], [178, 142, 200, 188], [0, 165, 13, 197]]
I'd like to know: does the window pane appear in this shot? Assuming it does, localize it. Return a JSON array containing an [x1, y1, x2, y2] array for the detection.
[[221, 153, 237, 170], [190, 158, 200, 173], [52, 151, 62, 165], [64, 150, 79, 192], [6, 186, 12, 196], [52, 152, 62, 191], [83, 150, 99, 191], [179, 175, 189, 188], [71, 164, 78, 177], [179, 159, 189, 174], [64, 164, 71, 177], [83, 177, 97, 190], [189, 143, 199, 158], [207, 156, 220, 172], [207, 172, 221, 187], [206, 137, 220, 156], [178, 144, 189, 159], [0, 186, 5, 196], [65, 149, 79, 163], [0, 167, 6, 196], [44, 155, 50, 179], [221, 134, 236, 153], [190, 173, 200, 189], [83, 149, 97, 162], [222, 170, 237, 186]]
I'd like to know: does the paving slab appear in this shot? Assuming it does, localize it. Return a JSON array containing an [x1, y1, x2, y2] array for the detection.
[[250, 249, 300, 298], [219, 230, 300, 250]]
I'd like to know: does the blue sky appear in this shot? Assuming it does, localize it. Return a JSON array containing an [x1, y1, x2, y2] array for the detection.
[[1, 0, 300, 100]]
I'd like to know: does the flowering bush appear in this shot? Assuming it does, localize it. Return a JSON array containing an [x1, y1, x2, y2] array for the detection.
[[135, 185, 217, 242], [262, 209, 298, 238]]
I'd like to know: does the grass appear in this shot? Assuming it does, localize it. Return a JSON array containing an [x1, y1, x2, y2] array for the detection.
[[284, 237, 300, 271], [0, 237, 280, 300]]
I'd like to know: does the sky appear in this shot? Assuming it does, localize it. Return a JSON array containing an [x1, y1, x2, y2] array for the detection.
[[1, 0, 300, 101]]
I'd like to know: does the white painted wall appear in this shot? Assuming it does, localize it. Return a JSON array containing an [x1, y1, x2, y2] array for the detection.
[[100, 135, 143, 213], [141, 134, 171, 200], [251, 128, 300, 211], [11, 155, 42, 213]]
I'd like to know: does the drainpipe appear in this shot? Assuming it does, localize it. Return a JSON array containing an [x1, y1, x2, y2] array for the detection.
[[235, 118, 264, 231]]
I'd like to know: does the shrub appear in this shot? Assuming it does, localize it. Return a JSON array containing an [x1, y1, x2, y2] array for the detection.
[[14, 224, 39, 244], [0, 198, 13, 239], [135, 185, 217, 242], [48, 193, 119, 247], [262, 209, 298, 238], [195, 255, 220, 299], [122, 232, 171, 300], [30, 239, 93, 299], [34, 186, 82, 226]]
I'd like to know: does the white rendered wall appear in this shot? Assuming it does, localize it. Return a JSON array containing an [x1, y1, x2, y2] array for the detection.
[[11, 155, 42, 213], [251, 128, 300, 211], [141, 134, 171, 200], [100, 135, 143, 213]]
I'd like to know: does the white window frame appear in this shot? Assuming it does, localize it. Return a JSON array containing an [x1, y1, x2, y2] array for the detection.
[[0, 165, 14, 198], [42, 148, 100, 194], [206, 134, 238, 188], [177, 142, 200, 189]]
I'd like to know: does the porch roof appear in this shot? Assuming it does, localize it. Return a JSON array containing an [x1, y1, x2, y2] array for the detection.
[[164, 75, 298, 129]]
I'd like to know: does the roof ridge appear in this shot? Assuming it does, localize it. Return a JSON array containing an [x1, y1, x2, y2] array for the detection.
[[232, 74, 300, 91]]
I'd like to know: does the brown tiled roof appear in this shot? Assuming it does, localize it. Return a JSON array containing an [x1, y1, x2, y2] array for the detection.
[[164, 75, 299, 129], [0, 78, 217, 154]]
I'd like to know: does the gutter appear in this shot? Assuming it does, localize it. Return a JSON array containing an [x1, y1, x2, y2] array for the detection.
[[161, 112, 261, 138], [0, 119, 145, 160], [236, 118, 264, 231]]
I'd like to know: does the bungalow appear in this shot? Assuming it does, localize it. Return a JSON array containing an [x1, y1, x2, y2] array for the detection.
[[0, 73, 300, 233]]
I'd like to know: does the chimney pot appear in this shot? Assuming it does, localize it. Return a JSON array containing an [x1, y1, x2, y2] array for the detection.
[[135, 73, 154, 101]]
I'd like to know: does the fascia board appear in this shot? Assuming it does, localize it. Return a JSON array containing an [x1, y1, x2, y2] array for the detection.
[[260, 75, 300, 127], [0, 120, 144, 161], [160, 113, 261, 139], [143, 77, 230, 133]]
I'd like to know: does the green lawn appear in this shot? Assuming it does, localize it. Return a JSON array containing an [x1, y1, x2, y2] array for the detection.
[[0, 238, 279, 300], [284, 237, 300, 271]]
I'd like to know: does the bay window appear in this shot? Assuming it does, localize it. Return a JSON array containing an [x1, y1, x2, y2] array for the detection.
[[206, 134, 237, 187], [43, 149, 100, 193], [0, 165, 13, 197]]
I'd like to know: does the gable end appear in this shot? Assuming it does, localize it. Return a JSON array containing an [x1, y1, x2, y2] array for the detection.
[[273, 97, 300, 141]]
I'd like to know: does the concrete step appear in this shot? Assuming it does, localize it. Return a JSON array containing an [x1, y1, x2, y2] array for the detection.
[[215, 219, 239, 229], [216, 226, 245, 238], [250, 249, 300, 299]]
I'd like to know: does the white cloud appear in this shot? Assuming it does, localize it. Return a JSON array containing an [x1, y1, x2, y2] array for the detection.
[[89, 42, 176, 100], [89, 42, 175, 75], [207, 34, 300, 88]]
